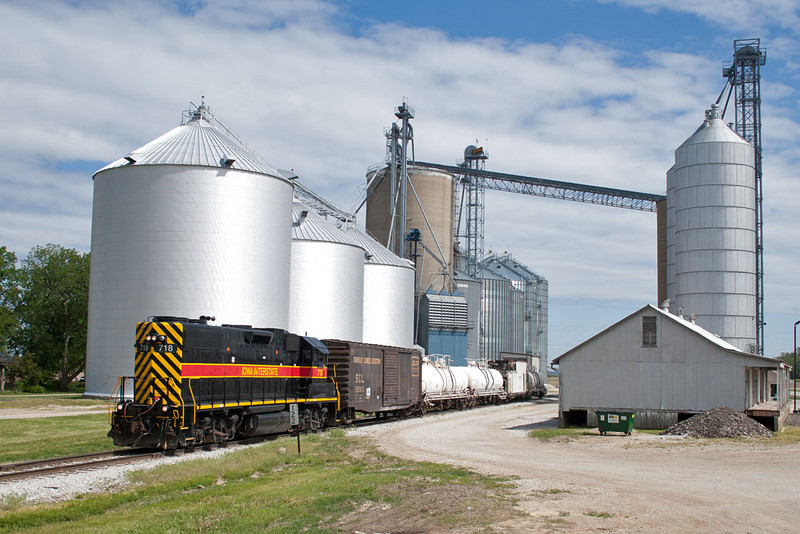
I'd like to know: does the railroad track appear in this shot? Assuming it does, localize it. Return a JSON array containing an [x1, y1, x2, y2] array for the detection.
[[0, 450, 166, 483]]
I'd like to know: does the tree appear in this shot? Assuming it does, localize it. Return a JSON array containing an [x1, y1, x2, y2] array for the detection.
[[777, 351, 799, 380], [15, 244, 90, 391], [0, 246, 18, 354]]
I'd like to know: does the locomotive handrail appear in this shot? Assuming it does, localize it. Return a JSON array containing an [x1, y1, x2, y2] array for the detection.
[[108, 376, 134, 424], [331, 364, 342, 413], [187, 378, 197, 430], [108, 376, 123, 424]]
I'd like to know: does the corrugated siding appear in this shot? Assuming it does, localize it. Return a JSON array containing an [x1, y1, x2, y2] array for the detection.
[[558, 310, 770, 414], [96, 119, 283, 178]]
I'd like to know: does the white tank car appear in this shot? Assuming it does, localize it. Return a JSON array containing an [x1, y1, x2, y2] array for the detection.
[[466, 362, 505, 399]]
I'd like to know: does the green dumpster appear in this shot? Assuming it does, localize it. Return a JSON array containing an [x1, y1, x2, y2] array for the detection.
[[597, 411, 634, 435]]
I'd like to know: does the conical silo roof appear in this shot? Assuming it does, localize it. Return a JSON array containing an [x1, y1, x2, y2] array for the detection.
[[343, 226, 412, 268], [291, 202, 363, 248], [679, 105, 750, 148], [95, 101, 283, 178]]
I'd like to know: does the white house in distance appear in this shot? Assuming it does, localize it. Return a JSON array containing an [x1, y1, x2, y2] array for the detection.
[[552, 304, 791, 430]]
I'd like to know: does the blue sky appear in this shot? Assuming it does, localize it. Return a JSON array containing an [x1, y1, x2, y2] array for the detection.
[[0, 0, 798, 358]]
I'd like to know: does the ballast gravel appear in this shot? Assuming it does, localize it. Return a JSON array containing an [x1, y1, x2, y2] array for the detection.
[[0, 446, 250, 506]]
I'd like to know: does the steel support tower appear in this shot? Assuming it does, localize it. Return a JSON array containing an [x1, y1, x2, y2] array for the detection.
[[395, 101, 415, 258], [460, 146, 488, 280], [723, 38, 766, 354]]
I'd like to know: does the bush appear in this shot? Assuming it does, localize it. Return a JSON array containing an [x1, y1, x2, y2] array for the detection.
[[7, 353, 46, 389], [22, 384, 46, 394]]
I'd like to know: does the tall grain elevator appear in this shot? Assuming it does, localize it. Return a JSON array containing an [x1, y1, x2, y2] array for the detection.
[[665, 104, 757, 353]]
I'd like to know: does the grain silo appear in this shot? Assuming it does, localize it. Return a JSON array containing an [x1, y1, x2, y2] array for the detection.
[[365, 164, 455, 294], [666, 104, 757, 352], [85, 101, 293, 397], [480, 253, 549, 370], [289, 203, 365, 341], [343, 226, 415, 348]]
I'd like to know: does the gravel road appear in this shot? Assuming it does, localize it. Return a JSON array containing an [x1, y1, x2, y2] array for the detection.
[[353, 397, 800, 533]]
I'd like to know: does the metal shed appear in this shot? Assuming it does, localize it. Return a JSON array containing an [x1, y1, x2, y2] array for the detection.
[[552, 304, 790, 430]]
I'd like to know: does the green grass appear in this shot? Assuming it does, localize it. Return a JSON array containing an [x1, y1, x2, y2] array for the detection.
[[585, 510, 612, 518], [0, 382, 86, 396], [528, 426, 594, 441], [0, 430, 520, 533], [0, 395, 106, 411], [0, 414, 116, 463]]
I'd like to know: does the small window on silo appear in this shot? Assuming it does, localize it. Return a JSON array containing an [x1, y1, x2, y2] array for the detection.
[[642, 316, 657, 347]]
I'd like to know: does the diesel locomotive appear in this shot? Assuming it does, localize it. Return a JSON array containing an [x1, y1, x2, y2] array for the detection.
[[109, 317, 338, 449]]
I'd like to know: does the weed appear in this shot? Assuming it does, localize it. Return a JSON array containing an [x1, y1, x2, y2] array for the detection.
[[585, 510, 612, 518]]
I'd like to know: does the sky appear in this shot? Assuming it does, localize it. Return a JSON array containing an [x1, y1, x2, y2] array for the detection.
[[0, 0, 798, 358]]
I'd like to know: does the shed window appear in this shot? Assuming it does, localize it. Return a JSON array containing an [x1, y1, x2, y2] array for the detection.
[[642, 316, 657, 347]]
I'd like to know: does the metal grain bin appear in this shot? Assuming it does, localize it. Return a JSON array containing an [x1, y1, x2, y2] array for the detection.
[[86, 102, 293, 397], [289, 203, 365, 342], [666, 104, 756, 352]]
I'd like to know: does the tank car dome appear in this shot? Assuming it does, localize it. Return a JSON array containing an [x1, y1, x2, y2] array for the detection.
[[289, 202, 365, 342], [85, 100, 293, 397]]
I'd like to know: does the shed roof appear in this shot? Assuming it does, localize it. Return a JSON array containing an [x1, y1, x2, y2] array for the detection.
[[552, 304, 782, 367]]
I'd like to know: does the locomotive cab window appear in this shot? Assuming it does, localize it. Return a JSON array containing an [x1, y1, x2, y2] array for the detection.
[[642, 316, 657, 347]]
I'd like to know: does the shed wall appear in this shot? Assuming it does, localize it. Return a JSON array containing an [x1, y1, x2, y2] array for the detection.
[[558, 311, 772, 415]]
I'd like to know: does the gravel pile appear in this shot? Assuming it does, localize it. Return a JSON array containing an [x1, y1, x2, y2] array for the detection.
[[662, 407, 772, 438]]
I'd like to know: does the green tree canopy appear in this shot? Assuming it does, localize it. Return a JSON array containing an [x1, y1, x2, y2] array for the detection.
[[0, 246, 18, 354], [15, 244, 90, 391], [777, 351, 799, 380]]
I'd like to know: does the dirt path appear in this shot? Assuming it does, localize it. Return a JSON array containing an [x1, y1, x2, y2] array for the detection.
[[358, 398, 799, 532], [0, 405, 107, 419]]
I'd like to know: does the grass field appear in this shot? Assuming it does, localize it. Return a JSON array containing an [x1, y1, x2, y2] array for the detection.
[[0, 414, 116, 463], [0, 395, 106, 411], [0, 430, 519, 533]]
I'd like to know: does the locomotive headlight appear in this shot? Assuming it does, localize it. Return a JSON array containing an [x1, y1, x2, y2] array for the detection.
[[161, 405, 169, 412], [117, 403, 124, 411], [158, 335, 166, 342]]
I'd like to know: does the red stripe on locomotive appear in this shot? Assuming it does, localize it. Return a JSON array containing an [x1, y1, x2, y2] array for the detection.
[[181, 363, 327, 379]]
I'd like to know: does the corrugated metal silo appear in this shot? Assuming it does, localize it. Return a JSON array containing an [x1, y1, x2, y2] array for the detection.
[[365, 165, 455, 294], [480, 253, 549, 370], [289, 203, 365, 341], [343, 226, 415, 347], [86, 102, 293, 397], [454, 270, 482, 361], [481, 270, 515, 360], [666, 105, 757, 352]]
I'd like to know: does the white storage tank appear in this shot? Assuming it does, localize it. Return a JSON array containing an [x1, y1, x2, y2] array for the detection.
[[666, 104, 757, 352], [86, 102, 293, 397], [343, 226, 415, 347], [289, 203, 365, 341]]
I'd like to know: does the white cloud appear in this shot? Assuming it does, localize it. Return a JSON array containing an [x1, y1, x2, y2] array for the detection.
[[0, 0, 797, 353], [598, 0, 800, 35]]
